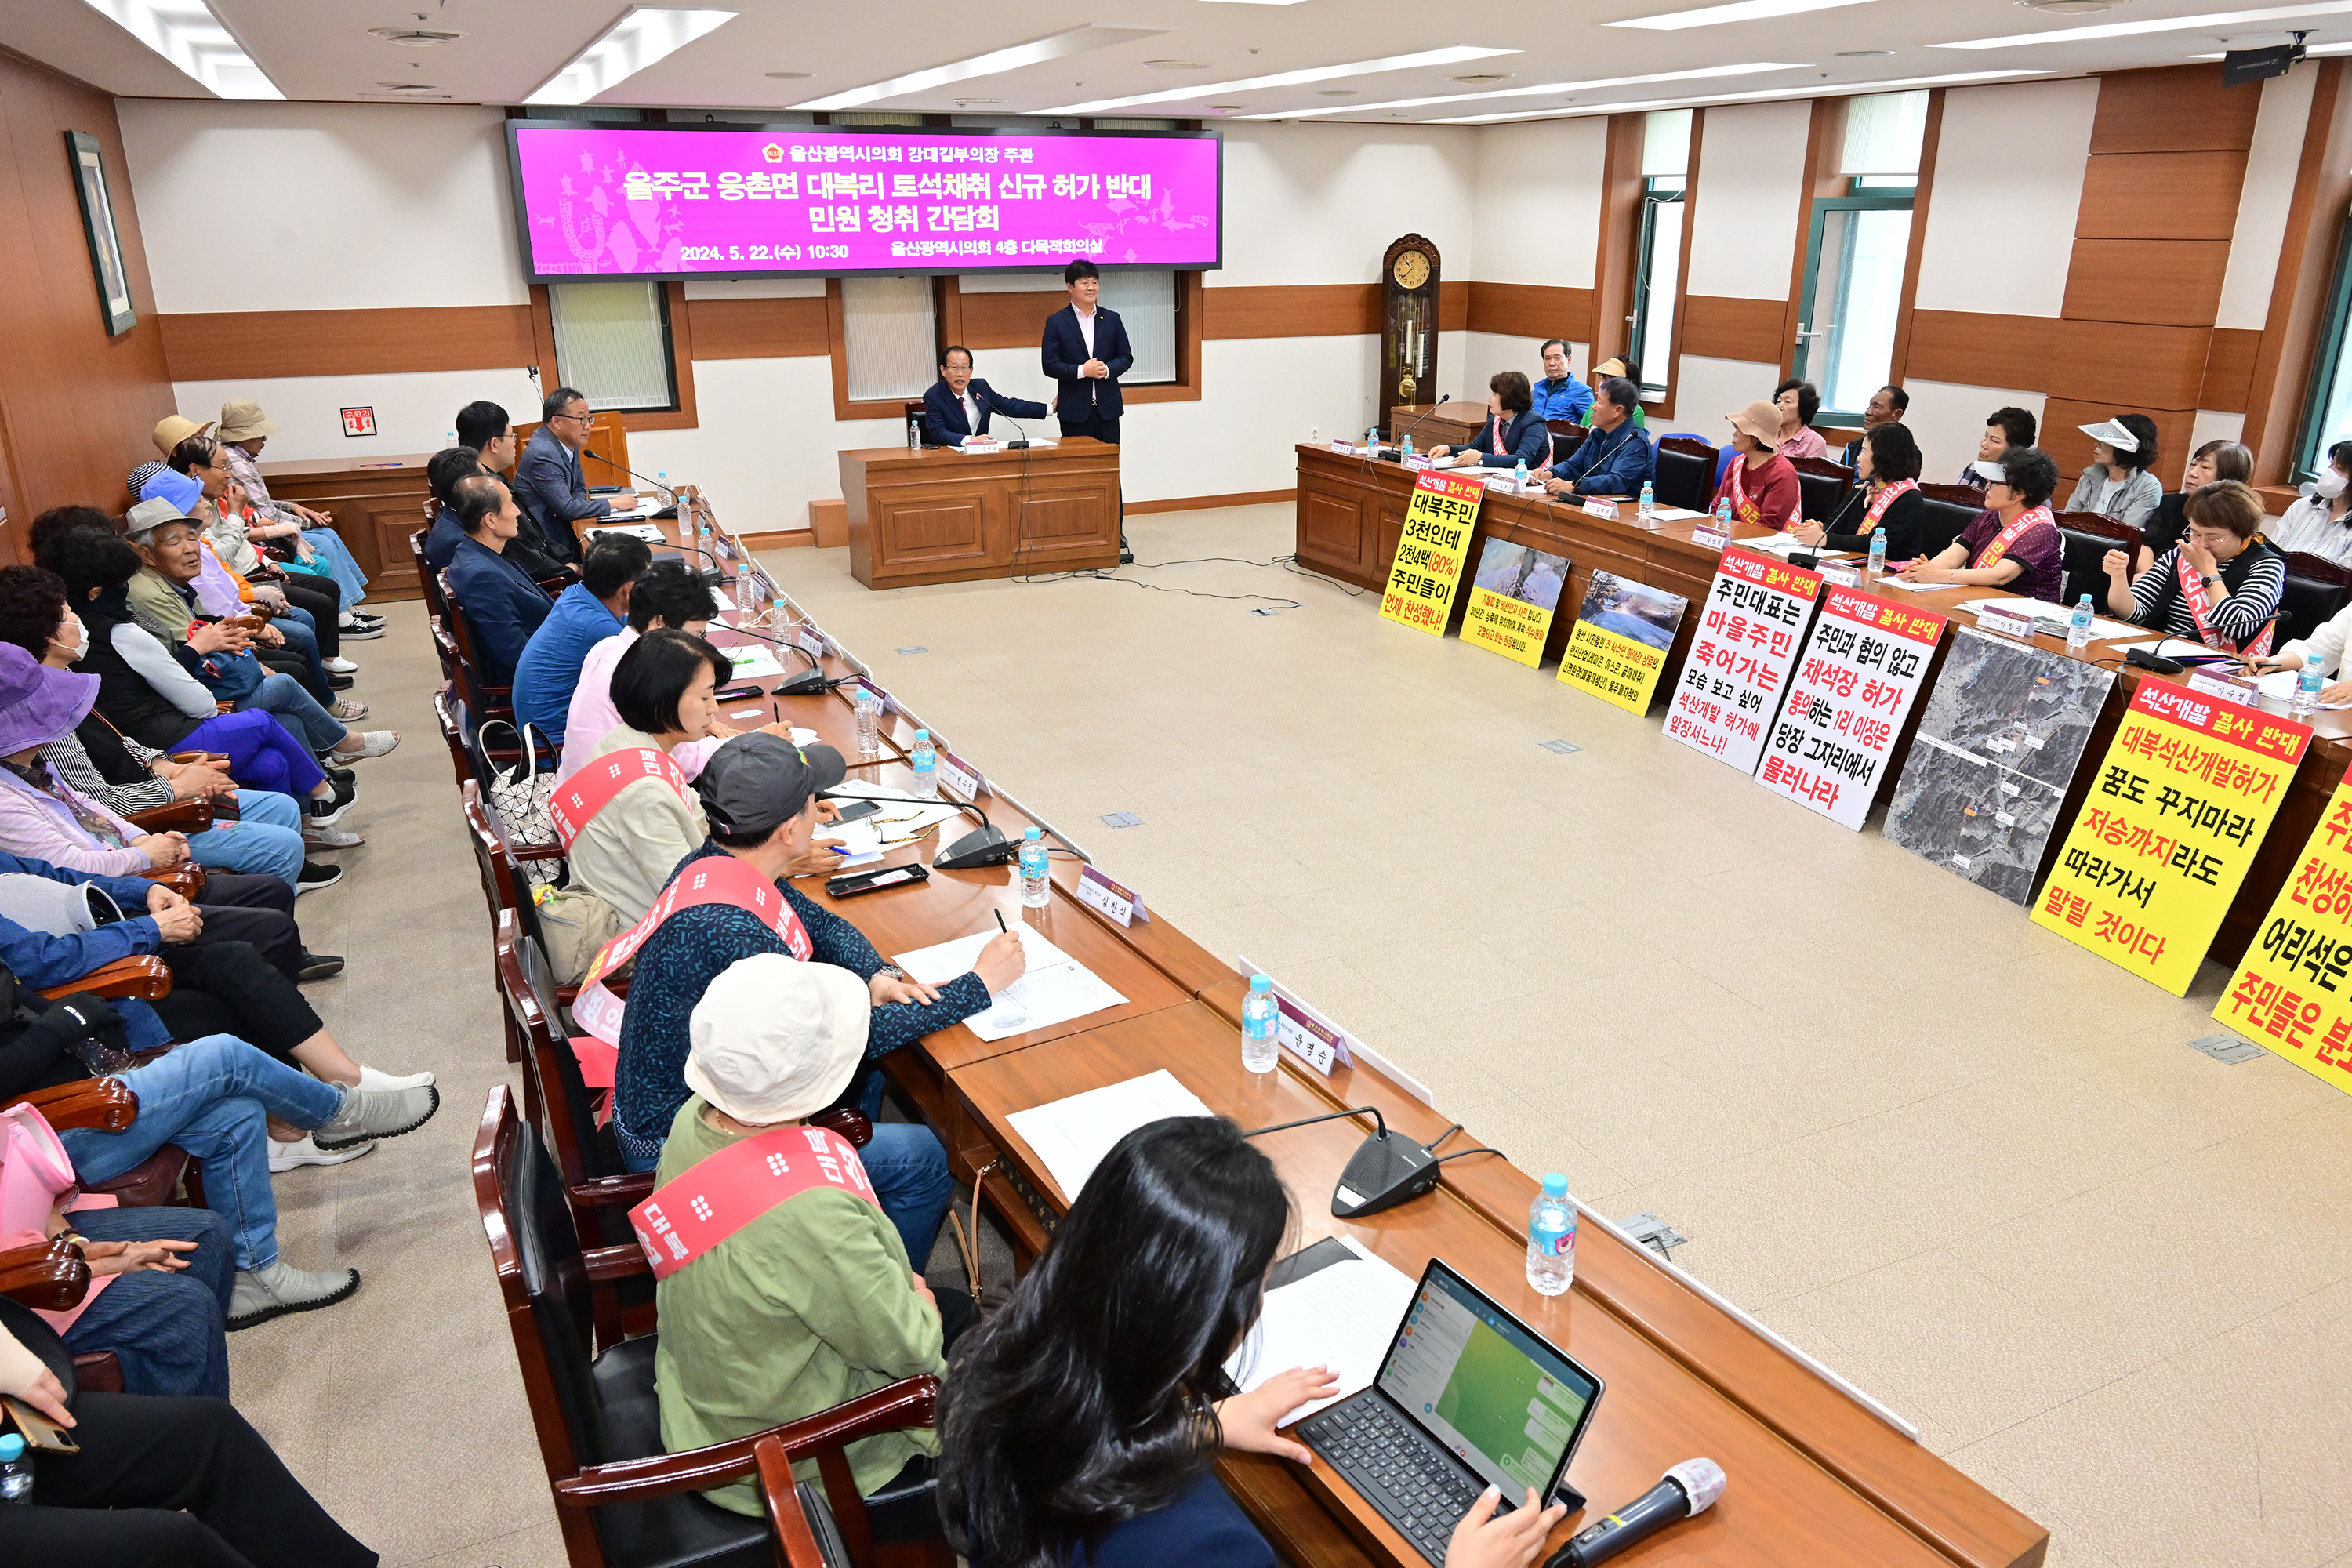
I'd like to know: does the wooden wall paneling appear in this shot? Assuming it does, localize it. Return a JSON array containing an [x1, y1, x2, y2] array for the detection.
[[0, 46, 176, 551], [2048, 319, 2212, 408], [2059, 239, 2231, 327], [158, 305, 537, 380], [1200, 284, 1378, 339], [1588, 112, 1647, 369], [2200, 327, 2263, 413], [1680, 295, 1790, 365], [2245, 59, 2352, 482], [1464, 282, 1598, 341], [2075, 150, 2249, 240], [1781, 96, 1849, 383], [2089, 64, 2262, 154], [2040, 398, 2195, 482], [1437, 278, 1468, 332], [931, 275, 962, 362], [681, 295, 830, 359], [1661, 108, 1704, 420], [1902, 309, 2057, 390], [1886, 88, 1946, 391]]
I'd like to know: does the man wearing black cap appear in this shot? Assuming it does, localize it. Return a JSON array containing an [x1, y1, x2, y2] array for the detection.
[[608, 735, 1026, 1255]]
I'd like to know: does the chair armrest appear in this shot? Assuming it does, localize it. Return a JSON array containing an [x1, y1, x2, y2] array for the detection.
[[755, 1434, 833, 1568], [71, 1351, 125, 1395], [123, 799, 215, 833], [37, 956, 172, 1004], [552, 1376, 939, 1508], [14, 1076, 139, 1132], [581, 1243, 650, 1283], [0, 1238, 92, 1312], [568, 1172, 655, 1207], [808, 1106, 872, 1148], [136, 865, 206, 898]]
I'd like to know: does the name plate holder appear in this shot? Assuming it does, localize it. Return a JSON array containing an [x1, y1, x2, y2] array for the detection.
[[935, 748, 985, 800], [1690, 524, 1731, 552], [1817, 564, 1861, 588], [794, 623, 829, 661], [2187, 669, 2260, 707], [1076, 866, 1149, 927], [1583, 498, 1619, 521], [851, 677, 896, 715], [1975, 604, 2035, 641]]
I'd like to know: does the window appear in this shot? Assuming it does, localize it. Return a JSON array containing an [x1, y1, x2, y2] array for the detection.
[[1099, 269, 1178, 384], [840, 274, 938, 401], [2297, 216, 2352, 481], [547, 281, 679, 412], [1792, 91, 1926, 423], [1629, 177, 1682, 395]]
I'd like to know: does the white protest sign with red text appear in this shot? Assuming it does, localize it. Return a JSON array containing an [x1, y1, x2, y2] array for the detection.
[[1665, 545, 1822, 775], [1756, 586, 1947, 830]]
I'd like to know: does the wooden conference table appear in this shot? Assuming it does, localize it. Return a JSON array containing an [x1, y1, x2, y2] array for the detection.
[[837, 437, 1121, 590], [598, 501, 2049, 1568], [1294, 443, 2352, 971]]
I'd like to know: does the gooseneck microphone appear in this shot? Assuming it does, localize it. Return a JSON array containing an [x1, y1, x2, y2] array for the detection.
[[1548, 1459, 1726, 1567], [580, 448, 677, 505], [1243, 1106, 1487, 1218]]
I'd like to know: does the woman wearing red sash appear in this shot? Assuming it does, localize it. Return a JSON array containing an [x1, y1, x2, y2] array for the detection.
[[2100, 480, 2285, 655], [1791, 422, 1926, 558], [1897, 445, 2066, 601], [1709, 400, 1802, 530]]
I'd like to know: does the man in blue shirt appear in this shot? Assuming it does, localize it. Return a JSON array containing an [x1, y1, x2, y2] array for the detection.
[[445, 474, 553, 688], [1531, 339, 1593, 423], [512, 387, 635, 566], [1541, 375, 1654, 498], [510, 534, 649, 741]]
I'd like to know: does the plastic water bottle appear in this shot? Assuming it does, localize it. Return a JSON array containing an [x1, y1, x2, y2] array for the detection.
[[1402, 433, 1416, 463], [909, 729, 938, 799], [1018, 826, 1050, 908], [1639, 480, 1656, 523], [909, 417, 922, 453], [1515, 458, 1529, 493], [0, 1433, 29, 1504], [1712, 496, 1733, 528], [855, 684, 883, 756], [1241, 974, 1280, 1073], [2296, 662, 2325, 719], [444, 429, 456, 450], [768, 588, 786, 632], [1367, 425, 1379, 456], [1526, 1174, 1576, 1297], [1867, 526, 1888, 579], [2068, 593, 2094, 652]]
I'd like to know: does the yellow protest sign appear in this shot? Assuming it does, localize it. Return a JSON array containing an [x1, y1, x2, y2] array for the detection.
[[1557, 571, 1686, 714], [2032, 678, 2309, 995], [1461, 539, 1571, 668], [1380, 468, 1486, 637], [2215, 780, 2352, 1093]]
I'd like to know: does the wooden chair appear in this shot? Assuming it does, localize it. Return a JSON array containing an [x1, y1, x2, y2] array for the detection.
[[462, 782, 565, 1052], [2053, 510, 2142, 607], [13, 1074, 205, 1246], [412, 527, 449, 622], [1916, 484, 1987, 557], [439, 569, 515, 720], [0, 1236, 125, 1393], [2278, 551, 2352, 647], [1791, 454, 1854, 522], [473, 1086, 944, 1568]]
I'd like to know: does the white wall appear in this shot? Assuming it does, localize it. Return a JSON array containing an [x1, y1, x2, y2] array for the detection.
[[1683, 101, 1811, 301], [1913, 79, 2098, 318], [2219, 64, 2317, 332], [1471, 118, 1607, 290], [1213, 121, 1479, 287], [169, 368, 543, 463]]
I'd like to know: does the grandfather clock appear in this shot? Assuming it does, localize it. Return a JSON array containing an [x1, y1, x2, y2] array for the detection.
[[1380, 233, 1441, 437]]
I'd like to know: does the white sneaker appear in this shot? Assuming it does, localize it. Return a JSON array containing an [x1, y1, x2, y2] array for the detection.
[[336, 731, 399, 760], [227, 1259, 359, 1329], [302, 824, 365, 848], [322, 655, 358, 674], [356, 1064, 437, 1091], [269, 1131, 372, 1171]]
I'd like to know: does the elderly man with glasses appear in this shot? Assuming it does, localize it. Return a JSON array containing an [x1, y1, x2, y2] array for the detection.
[[512, 387, 638, 567]]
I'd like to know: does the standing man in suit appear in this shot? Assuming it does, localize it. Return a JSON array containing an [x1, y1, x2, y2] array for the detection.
[[512, 387, 637, 568], [921, 346, 1048, 448], [1042, 258, 1134, 559]]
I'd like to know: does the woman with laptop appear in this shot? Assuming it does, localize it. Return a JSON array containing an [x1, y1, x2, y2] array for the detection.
[[938, 1117, 1570, 1567]]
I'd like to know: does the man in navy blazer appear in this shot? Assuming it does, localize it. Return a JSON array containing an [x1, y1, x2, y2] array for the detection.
[[1040, 258, 1132, 445], [443, 474, 554, 688], [921, 346, 1049, 446], [512, 387, 636, 566]]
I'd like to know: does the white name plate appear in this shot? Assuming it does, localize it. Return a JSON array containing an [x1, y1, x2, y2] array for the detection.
[[1076, 866, 1149, 927]]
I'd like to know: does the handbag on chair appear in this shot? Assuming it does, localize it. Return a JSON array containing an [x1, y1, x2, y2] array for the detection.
[[472, 718, 563, 892]]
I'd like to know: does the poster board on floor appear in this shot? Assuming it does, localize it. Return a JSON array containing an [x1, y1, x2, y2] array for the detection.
[[1557, 572, 1686, 715], [1461, 539, 1572, 668], [1378, 469, 1485, 637], [1665, 545, 1821, 772]]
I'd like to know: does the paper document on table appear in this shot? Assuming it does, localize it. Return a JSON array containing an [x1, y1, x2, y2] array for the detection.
[[1737, 532, 1841, 557], [724, 646, 786, 680], [1006, 1069, 1214, 1202], [2252, 669, 2352, 707], [1223, 1237, 1416, 1425], [1954, 597, 2138, 641], [813, 818, 884, 868], [1883, 578, 1951, 592], [2108, 637, 2246, 662], [893, 925, 1126, 1042]]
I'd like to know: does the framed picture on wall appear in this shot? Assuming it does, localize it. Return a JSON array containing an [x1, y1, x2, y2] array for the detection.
[[64, 131, 136, 337]]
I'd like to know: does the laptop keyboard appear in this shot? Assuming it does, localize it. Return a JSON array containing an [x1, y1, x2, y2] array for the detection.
[[1300, 1397, 1487, 1567]]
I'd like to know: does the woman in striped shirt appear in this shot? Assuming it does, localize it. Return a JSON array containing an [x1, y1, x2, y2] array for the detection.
[[2098, 481, 2286, 654]]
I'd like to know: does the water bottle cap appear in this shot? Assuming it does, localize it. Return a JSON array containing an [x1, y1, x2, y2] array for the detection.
[[913, 729, 929, 742], [1541, 1173, 1568, 1198], [0, 1433, 21, 1461], [1023, 826, 1042, 840], [1250, 974, 1272, 992]]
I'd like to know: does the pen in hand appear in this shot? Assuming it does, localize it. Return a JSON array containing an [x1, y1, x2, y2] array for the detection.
[[993, 908, 1008, 935]]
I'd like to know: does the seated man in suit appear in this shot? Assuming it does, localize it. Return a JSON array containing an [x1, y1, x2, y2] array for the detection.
[[443, 474, 553, 688], [423, 446, 486, 573], [512, 387, 634, 565], [921, 345, 1048, 448], [1428, 371, 1550, 472], [1541, 375, 1655, 499]]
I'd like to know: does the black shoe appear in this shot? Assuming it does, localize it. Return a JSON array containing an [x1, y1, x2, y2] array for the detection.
[[328, 674, 355, 691], [295, 862, 343, 896], [304, 795, 350, 828], [321, 763, 354, 783], [340, 619, 387, 641], [297, 951, 346, 981]]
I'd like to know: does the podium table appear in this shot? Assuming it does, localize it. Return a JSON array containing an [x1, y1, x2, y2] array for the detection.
[[840, 437, 1120, 589]]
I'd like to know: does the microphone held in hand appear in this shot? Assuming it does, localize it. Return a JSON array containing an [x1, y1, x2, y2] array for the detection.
[[1548, 1459, 1725, 1567]]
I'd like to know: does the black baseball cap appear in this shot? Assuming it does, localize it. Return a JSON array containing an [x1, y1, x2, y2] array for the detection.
[[695, 733, 847, 834]]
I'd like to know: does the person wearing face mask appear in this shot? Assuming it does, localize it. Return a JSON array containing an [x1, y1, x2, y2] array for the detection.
[[2138, 439, 2253, 572], [2267, 439, 2352, 569]]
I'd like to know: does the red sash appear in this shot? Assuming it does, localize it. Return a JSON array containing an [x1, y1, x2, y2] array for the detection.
[[547, 747, 691, 851], [2177, 546, 2274, 657], [1488, 417, 1507, 456], [1970, 504, 2052, 572], [1726, 457, 1795, 530], [630, 1122, 877, 1280], [572, 855, 814, 1048], [1864, 477, 1917, 526]]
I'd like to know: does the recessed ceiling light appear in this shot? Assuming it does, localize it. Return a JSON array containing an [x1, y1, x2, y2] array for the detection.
[[1428, 67, 2053, 122], [1316, 89, 1359, 96], [1450, 71, 1513, 82], [1236, 60, 1805, 120], [1836, 48, 1897, 55], [1039, 45, 1519, 116], [1145, 60, 1211, 69], [794, 25, 1167, 109], [525, 7, 739, 105], [79, 0, 284, 96], [1610, 0, 1881, 31], [953, 97, 1002, 105], [1939, 1, 2352, 48], [764, 70, 810, 79], [368, 27, 463, 46], [377, 80, 444, 91], [1207, 102, 1247, 109], [2017, 0, 2115, 11]]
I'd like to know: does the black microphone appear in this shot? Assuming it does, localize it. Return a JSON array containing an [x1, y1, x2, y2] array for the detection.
[[580, 448, 677, 510], [818, 786, 1016, 869], [1385, 398, 1456, 459], [1547, 1460, 1726, 1567], [1244, 1105, 1454, 1218]]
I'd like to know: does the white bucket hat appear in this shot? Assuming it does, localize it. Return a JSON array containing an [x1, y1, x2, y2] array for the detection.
[[683, 954, 871, 1125]]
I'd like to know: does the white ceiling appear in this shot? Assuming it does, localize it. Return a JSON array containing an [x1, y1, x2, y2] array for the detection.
[[2, 0, 2342, 122]]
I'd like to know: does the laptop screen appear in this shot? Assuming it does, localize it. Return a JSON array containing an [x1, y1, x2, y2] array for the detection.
[[1374, 1260, 1602, 1499]]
